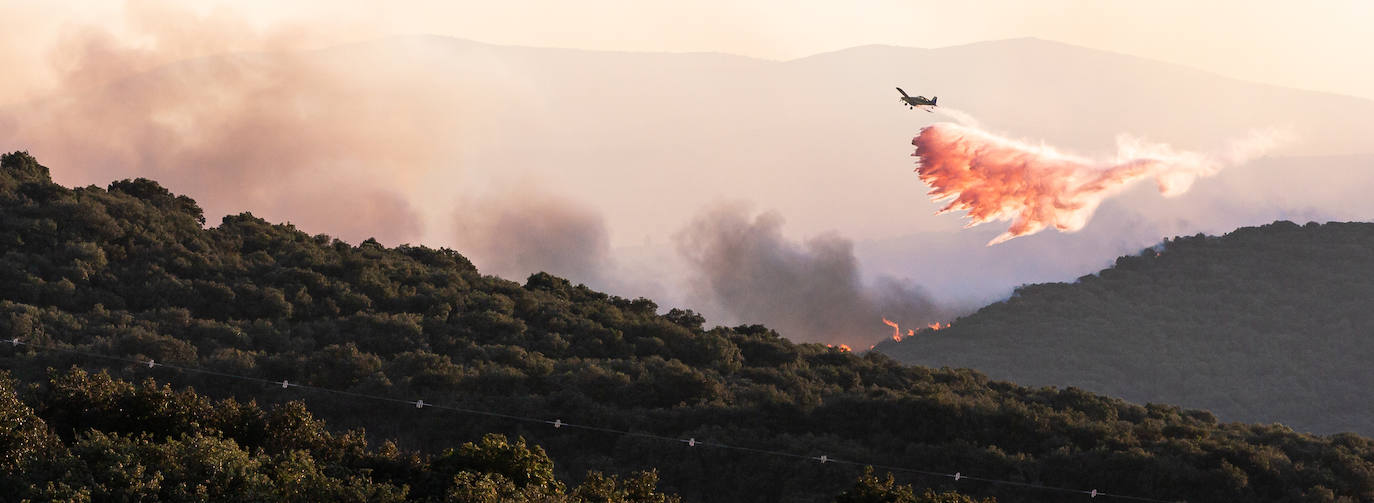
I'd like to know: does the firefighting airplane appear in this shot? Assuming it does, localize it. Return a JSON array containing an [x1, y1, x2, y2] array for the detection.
[[896, 87, 937, 112]]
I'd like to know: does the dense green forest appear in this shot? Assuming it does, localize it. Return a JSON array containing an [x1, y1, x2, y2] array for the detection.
[[0, 368, 984, 502], [878, 219, 1374, 436], [4, 150, 1374, 502], [0, 368, 679, 502]]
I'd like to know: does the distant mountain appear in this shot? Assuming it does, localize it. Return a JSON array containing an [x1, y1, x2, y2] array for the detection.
[[7, 152, 1374, 502], [878, 220, 1374, 435], [5, 36, 1374, 317]]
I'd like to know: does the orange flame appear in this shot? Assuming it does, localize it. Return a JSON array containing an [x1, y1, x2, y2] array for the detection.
[[912, 123, 1286, 245], [882, 317, 901, 342], [927, 322, 946, 331], [838, 344, 852, 352]]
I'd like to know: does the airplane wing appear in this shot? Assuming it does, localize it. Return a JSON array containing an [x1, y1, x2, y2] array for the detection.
[[895, 87, 910, 98]]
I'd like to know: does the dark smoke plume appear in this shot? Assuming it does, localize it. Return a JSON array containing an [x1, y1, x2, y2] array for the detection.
[[676, 204, 944, 347], [454, 190, 610, 285]]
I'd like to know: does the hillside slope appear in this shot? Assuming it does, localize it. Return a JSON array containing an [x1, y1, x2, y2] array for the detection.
[[5, 151, 1374, 502], [878, 220, 1374, 435], [0, 368, 681, 502]]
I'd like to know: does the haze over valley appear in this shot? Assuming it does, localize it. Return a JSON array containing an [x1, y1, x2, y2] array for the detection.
[[5, 32, 1374, 343]]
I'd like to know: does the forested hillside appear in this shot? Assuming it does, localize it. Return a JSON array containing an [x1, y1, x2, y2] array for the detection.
[[878, 219, 1374, 436], [0, 368, 680, 502], [2, 368, 990, 503], [4, 150, 1374, 502]]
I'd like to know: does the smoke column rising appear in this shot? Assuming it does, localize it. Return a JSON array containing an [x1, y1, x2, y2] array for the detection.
[[912, 122, 1291, 245], [676, 204, 945, 347], [0, 1, 477, 245], [453, 189, 611, 284]]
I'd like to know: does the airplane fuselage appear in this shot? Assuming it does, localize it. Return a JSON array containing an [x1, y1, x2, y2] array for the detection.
[[895, 87, 937, 110]]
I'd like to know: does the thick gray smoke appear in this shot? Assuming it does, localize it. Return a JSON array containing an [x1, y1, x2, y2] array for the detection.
[[676, 204, 945, 347], [453, 190, 611, 285]]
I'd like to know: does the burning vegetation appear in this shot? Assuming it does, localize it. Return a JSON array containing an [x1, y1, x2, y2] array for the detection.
[[883, 317, 949, 342]]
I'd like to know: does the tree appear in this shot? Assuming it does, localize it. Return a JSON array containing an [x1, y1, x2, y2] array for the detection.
[[835, 468, 993, 503]]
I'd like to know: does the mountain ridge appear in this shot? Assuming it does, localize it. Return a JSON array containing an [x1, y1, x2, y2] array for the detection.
[[877, 219, 1374, 435]]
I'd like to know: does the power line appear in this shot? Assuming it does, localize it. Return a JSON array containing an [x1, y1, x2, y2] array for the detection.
[[2, 338, 1185, 502]]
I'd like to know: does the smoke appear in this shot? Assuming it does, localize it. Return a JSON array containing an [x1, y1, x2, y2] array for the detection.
[[0, 1, 480, 245], [912, 122, 1292, 245], [282, 189, 422, 246], [454, 189, 611, 285], [676, 204, 943, 347]]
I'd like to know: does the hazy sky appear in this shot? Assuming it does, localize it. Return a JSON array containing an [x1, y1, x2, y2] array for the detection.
[[3, 0, 1371, 343], [4, 0, 1371, 103]]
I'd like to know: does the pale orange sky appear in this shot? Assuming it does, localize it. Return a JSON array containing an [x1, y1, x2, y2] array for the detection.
[[4, 0, 1373, 322], [3, 0, 1373, 103]]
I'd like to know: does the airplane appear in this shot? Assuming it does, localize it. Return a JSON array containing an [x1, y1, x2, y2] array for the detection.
[[896, 87, 937, 112]]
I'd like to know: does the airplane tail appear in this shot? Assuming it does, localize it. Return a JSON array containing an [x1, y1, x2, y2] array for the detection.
[[932, 97, 938, 106], [895, 87, 910, 98]]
